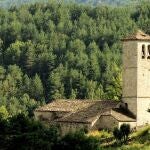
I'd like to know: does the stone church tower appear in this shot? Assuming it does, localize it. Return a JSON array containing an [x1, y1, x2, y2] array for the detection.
[[122, 30, 150, 126]]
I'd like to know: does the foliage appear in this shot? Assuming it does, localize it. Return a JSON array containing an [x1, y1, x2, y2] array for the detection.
[[0, 105, 9, 119], [87, 130, 112, 139], [0, 1, 150, 116], [131, 125, 150, 141], [113, 124, 131, 143], [102, 126, 150, 150], [120, 124, 130, 142], [0, 113, 60, 150], [0, 0, 149, 8], [55, 130, 99, 150], [0, 114, 100, 150], [113, 127, 123, 142]]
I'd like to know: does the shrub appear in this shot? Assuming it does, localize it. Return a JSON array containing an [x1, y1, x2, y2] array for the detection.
[[9, 127, 59, 150], [113, 127, 123, 142], [55, 130, 99, 150], [87, 130, 112, 139], [120, 124, 130, 142], [0, 113, 60, 150], [0, 106, 9, 120], [113, 124, 131, 143], [131, 126, 150, 138]]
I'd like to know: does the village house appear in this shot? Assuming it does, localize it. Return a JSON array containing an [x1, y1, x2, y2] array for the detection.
[[34, 30, 150, 135]]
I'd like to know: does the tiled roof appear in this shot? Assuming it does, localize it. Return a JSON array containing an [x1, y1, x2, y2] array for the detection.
[[122, 30, 150, 41], [101, 108, 136, 122], [36, 99, 136, 124], [35, 99, 102, 112], [56, 100, 118, 123]]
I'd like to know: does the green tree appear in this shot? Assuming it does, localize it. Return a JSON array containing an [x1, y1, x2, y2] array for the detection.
[[31, 74, 44, 101], [120, 123, 130, 142], [0, 106, 9, 120]]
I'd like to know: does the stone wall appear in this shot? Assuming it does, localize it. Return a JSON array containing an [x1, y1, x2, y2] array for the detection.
[[57, 122, 90, 136], [34, 111, 69, 122], [118, 122, 136, 129], [122, 98, 137, 116], [122, 41, 138, 97], [122, 41, 138, 116], [137, 98, 150, 126], [34, 111, 54, 122], [94, 115, 119, 130], [137, 41, 150, 97], [122, 40, 150, 118]]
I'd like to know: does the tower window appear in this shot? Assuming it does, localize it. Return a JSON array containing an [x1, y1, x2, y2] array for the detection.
[[125, 103, 128, 109], [142, 45, 146, 59], [148, 45, 150, 59]]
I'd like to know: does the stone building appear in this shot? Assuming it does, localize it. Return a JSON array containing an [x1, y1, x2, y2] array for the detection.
[[34, 30, 150, 135], [122, 30, 150, 126], [34, 100, 135, 135]]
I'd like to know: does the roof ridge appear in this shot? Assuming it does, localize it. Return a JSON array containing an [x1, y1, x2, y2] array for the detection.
[[53, 99, 119, 102], [122, 29, 150, 41]]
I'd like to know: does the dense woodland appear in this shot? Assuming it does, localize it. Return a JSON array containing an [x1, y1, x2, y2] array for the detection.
[[0, 0, 149, 8], [0, 1, 150, 117], [69, 0, 149, 6]]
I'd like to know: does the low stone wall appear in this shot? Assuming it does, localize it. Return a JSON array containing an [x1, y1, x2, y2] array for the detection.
[[34, 111, 54, 121], [57, 122, 90, 136], [34, 111, 69, 122]]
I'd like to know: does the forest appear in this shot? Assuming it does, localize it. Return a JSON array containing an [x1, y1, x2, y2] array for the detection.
[[0, 1, 150, 117], [0, 0, 149, 8]]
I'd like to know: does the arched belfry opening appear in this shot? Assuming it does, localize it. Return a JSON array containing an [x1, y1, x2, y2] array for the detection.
[[142, 45, 146, 59], [148, 45, 150, 59], [122, 29, 150, 126]]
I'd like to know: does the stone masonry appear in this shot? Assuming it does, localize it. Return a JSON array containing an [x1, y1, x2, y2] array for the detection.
[[122, 30, 150, 126]]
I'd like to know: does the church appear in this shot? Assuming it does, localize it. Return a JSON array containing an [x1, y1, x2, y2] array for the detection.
[[34, 30, 150, 135]]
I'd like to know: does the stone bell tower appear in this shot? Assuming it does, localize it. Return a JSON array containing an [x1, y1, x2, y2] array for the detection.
[[122, 30, 150, 126]]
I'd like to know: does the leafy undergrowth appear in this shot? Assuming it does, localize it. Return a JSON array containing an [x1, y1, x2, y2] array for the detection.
[[87, 130, 112, 139], [101, 145, 150, 150], [89, 126, 150, 150]]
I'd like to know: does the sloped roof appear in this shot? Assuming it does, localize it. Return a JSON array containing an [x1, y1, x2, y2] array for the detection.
[[102, 108, 136, 122], [56, 100, 118, 124], [36, 99, 136, 124], [35, 99, 102, 112], [122, 30, 150, 41]]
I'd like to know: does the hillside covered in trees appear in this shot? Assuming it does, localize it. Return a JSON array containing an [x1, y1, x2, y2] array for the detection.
[[71, 0, 149, 6], [0, 0, 149, 8], [0, 1, 150, 117]]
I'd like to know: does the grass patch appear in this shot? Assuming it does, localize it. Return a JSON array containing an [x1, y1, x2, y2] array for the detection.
[[87, 130, 112, 139], [100, 126, 150, 150], [131, 126, 150, 138]]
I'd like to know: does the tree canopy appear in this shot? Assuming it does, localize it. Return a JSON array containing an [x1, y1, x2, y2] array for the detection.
[[0, 1, 150, 116]]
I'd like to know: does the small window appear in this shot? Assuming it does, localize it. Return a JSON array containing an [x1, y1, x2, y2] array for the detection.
[[147, 45, 150, 59], [142, 45, 146, 59], [125, 103, 128, 109]]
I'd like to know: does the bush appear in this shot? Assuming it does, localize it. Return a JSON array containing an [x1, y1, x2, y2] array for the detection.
[[9, 127, 59, 150], [120, 124, 130, 142], [113, 127, 123, 142], [0, 113, 60, 150], [87, 130, 112, 139], [0, 106, 9, 120], [131, 126, 150, 138], [55, 130, 99, 150], [113, 124, 131, 143]]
